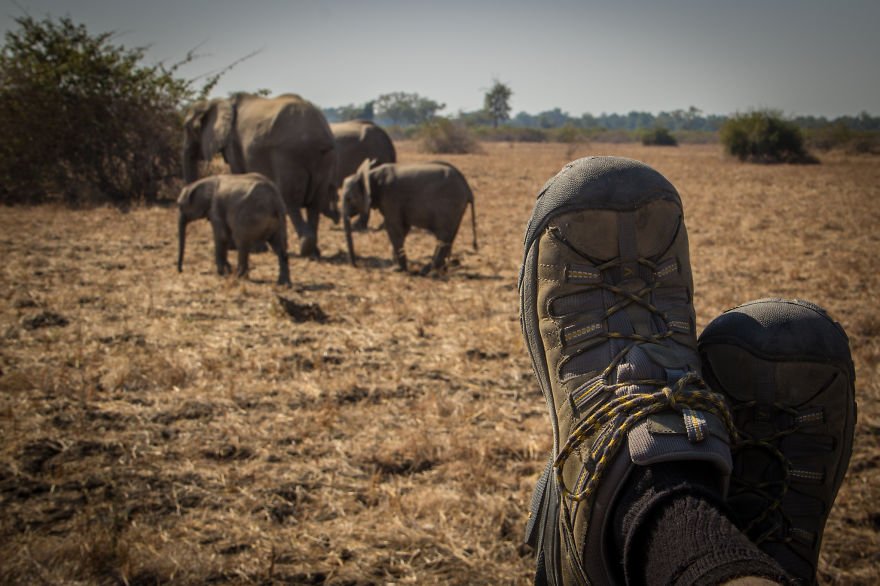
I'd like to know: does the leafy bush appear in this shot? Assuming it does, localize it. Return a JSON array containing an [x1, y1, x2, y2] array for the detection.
[[720, 110, 816, 163], [0, 15, 206, 205], [418, 119, 482, 154], [641, 127, 678, 146]]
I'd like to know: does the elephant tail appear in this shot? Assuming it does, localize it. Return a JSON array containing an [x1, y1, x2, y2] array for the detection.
[[456, 167, 477, 251], [469, 195, 478, 251], [303, 167, 315, 208], [444, 163, 477, 251]]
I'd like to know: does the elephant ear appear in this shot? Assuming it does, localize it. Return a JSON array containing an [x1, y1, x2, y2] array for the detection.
[[183, 102, 207, 134], [177, 183, 193, 206], [179, 178, 215, 217], [199, 100, 234, 161]]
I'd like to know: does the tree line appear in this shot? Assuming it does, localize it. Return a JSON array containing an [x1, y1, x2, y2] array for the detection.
[[325, 96, 880, 134]]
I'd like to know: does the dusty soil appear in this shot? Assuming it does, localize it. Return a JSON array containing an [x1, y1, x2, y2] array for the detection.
[[1, 141, 878, 584]]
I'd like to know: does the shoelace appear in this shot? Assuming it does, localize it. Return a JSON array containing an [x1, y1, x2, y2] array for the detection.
[[556, 373, 735, 505], [729, 401, 804, 544], [555, 363, 738, 586], [545, 236, 738, 575]]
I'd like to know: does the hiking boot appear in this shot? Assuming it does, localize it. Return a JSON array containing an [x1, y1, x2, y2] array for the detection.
[[698, 299, 857, 584], [520, 157, 735, 585]]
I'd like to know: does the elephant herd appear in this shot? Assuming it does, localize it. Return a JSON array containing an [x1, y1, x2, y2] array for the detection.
[[178, 93, 477, 285]]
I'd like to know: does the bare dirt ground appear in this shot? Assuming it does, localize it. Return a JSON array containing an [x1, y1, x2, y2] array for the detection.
[[1, 141, 878, 585]]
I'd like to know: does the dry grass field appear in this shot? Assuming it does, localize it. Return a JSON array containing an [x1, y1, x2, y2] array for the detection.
[[1, 141, 878, 585]]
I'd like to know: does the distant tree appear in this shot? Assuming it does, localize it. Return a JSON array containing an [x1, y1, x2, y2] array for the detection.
[[322, 107, 341, 122], [374, 92, 444, 125], [578, 113, 600, 129], [682, 106, 703, 130], [0, 14, 210, 204], [512, 111, 538, 127], [347, 100, 374, 121], [536, 108, 571, 129], [483, 80, 512, 128], [325, 101, 375, 122], [835, 111, 880, 131]]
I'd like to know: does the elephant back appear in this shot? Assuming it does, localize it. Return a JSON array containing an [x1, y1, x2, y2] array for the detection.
[[331, 121, 396, 185], [362, 123, 396, 163], [236, 95, 334, 153], [330, 120, 369, 141]]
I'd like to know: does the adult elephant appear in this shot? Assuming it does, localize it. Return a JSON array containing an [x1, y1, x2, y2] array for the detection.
[[183, 93, 338, 257], [330, 120, 396, 230]]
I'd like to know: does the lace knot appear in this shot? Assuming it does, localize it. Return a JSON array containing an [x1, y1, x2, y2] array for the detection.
[[662, 386, 678, 409]]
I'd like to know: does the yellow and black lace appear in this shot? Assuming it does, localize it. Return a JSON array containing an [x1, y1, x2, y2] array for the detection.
[[550, 254, 739, 582]]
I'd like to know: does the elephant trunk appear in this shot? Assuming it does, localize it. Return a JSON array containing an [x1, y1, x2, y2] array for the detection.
[[343, 200, 357, 267], [182, 140, 201, 184], [177, 212, 188, 272]]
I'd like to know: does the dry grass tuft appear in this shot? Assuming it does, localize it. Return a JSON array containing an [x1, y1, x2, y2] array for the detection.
[[1, 142, 878, 584]]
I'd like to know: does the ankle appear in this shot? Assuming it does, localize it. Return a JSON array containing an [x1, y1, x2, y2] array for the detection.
[[612, 467, 790, 585], [613, 462, 724, 581]]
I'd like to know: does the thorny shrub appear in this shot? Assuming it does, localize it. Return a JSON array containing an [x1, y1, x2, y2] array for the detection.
[[0, 15, 217, 205]]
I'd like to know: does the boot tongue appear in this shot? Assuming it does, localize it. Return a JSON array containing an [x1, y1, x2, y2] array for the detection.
[[615, 343, 698, 398], [614, 345, 664, 396]]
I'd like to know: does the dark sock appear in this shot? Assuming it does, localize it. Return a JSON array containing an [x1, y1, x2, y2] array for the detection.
[[613, 462, 790, 586]]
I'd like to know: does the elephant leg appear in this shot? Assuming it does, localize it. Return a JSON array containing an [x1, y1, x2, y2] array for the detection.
[[235, 244, 250, 279], [268, 153, 315, 258], [422, 241, 452, 276], [304, 206, 321, 258], [385, 224, 408, 272], [268, 231, 291, 286], [285, 206, 314, 254], [353, 207, 371, 231], [214, 235, 231, 275], [211, 222, 232, 275], [291, 208, 317, 258]]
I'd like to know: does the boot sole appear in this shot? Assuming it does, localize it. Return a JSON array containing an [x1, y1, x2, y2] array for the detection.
[[698, 298, 856, 583]]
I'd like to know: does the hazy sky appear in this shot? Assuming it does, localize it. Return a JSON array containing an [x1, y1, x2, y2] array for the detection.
[[3, 0, 878, 118]]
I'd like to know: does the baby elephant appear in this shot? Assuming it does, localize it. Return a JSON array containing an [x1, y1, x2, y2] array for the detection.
[[341, 160, 477, 274], [177, 173, 291, 285]]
